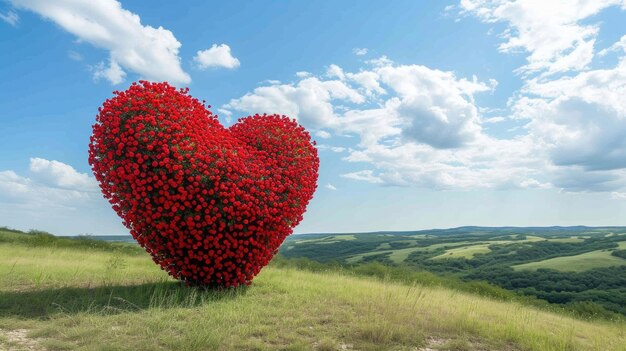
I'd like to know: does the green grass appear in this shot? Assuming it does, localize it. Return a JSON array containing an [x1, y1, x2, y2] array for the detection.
[[432, 236, 590, 260], [514, 243, 626, 272], [375, 242, 392, 250], [347, 242, 473, 264], [1, 231, 625, 350], [431, 236, 547, 260], [432, 243, 493, 259], [350, 235, 566, 263]]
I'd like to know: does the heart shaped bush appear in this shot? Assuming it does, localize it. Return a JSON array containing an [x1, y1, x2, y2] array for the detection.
[[89, 81, 319, 287]]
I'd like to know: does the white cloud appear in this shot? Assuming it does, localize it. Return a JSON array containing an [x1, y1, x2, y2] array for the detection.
[[510, 60, 626, 182], [366, 55, 393, 67], [0, 158, 126, 235], [217, 108, 232, 117], [0, 158, 99, 210], [342, 134, 545, 190], [549, 166, 626, 192], [92, 59, 126, 85], [331, 147, 346, 153], [460, 0, 626, 192], [483, 116, 505, 123], [326, 64, 345, 80], [459, 0, 626, 76], [11, 0, 190, 84], [0, 171, 31, 200], [325, 183, 337, 191], [224, 76, 365, 129], [296, 71, 312, 78], [29, 157, 99, 192], [316, 144, 346, 153], [225, 28, 626, 193], [0, 10, 19, 26], [346, 71, 385, 96], [342, 170, 384, 184], [194, 44, 240, 70], [225, 60, 547, 190], [377, 64, 492, 149], [316, 130, 332, 139], [353, 48, 368, 56]]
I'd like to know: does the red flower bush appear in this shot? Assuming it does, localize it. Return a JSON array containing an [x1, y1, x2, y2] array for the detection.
[[89, 81, 319, 287]]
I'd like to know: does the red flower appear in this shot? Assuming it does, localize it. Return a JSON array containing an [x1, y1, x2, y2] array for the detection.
[[89, 81, 319, 288]]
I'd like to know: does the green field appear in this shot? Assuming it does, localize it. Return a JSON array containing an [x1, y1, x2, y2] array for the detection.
[[514, 242, 626, 272], [346, 242, 471, 264], [2, 229, 626, 350], [432, 243, 493, 259], [432, 236, 564, 260]]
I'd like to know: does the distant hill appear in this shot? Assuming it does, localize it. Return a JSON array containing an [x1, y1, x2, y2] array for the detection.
[[65, 234, 136, 243], [77, 225, 626, 243], [292, 225, 626, 237]]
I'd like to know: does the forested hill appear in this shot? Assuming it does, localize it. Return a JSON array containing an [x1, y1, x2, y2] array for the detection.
[[280, 226, 626, 317]]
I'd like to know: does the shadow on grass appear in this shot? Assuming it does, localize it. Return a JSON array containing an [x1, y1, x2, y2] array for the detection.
[[0, 281, 248, 319]]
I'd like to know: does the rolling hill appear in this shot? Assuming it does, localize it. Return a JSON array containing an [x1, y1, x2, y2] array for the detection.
[[1, 227, 625, 350], [279, 227, 626, 317]]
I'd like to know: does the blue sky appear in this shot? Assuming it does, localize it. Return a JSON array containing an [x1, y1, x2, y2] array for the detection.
[[2, 0, 626, 235]]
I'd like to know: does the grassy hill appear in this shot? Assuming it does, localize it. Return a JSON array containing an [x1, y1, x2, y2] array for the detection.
[[512, 242, 626, 272], [280, 227, 626, 317], [1, 228, 625, 350]]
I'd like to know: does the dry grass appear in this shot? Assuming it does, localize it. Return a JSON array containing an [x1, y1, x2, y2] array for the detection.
[[0, 236, 625, 350]]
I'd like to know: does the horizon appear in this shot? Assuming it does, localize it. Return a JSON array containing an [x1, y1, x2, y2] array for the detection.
[[2, 1, 626, 235], [33, 224, 626, 237]]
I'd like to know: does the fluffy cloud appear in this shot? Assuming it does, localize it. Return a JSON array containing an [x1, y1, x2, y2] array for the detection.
[[194, 44, 240, 70], [0, 158, 98, 209], [224, 55, 626, 191], [377, 65, 494, 148], [506, 60, 626, 190], [223, 59, 560, 190], [459, 0, 626, 75], [28, 158, 98, 192], [92, 59, 126, 85], [346, 71, 385, 96], [341, 170, 383, 184], [343, 134, 545, 189], [316, 144, 346, 153], [0, 171, 33, 202], [11, 0, 190, 84], [222, 2, 626, 193], [316, 130, 332, 139], [457, 0, 626, 192], [296, 71, 312, 78], [325, 183, 337, 191], [225, 76, 365, 129], [0, 158, 126, 235]]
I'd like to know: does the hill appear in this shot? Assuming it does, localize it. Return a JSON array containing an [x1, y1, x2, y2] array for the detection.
[[280, 227, 626, 317], [1, 228, 625, 350]]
